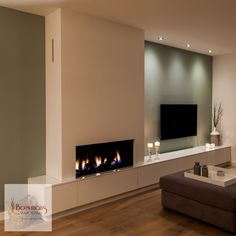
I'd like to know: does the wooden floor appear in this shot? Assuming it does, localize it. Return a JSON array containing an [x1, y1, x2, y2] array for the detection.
[[0, 188, 232, 236]]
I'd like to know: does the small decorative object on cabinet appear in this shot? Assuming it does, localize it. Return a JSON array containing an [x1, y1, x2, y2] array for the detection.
[[194, 162, 201, 175], [205, 143, 215, 150], [211, 102, 223, 146], [201, 165, 208, 177]]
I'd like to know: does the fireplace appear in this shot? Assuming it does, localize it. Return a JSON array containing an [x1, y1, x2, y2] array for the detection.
[[76, 139, 133, 178]]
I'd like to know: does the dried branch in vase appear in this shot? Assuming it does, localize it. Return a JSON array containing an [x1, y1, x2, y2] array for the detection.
[[213, 102, 223, 128]]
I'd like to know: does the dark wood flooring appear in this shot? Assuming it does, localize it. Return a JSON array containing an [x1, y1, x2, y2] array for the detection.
[[0, 188, 232, 236]]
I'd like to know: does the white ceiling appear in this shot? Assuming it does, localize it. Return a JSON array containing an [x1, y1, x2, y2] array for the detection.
[[1, 0, 236, 55]]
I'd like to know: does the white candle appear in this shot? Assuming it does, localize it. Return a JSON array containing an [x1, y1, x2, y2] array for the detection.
[[147, 143, 153, 148], [155, 141, 160, 147]]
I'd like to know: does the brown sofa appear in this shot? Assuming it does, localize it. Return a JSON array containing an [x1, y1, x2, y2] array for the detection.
[[160, 171, 236, 233]]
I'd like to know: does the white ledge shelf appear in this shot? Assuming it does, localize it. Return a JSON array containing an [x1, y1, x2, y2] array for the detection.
[[135, 145, 231, 167], [28, 175, 76, 186]]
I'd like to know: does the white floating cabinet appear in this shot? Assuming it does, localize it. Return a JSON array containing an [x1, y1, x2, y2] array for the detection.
[[28, 146, 231, 215]]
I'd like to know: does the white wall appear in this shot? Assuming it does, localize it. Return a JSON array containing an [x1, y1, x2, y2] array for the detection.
[[46, 9, 62, 180], [213, 54, 236, 163], [46, 8, 144, 180]]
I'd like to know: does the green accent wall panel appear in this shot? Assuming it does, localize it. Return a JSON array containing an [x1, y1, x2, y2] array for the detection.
[[0, 7, 45, 211], [145, 41, 212, 154]]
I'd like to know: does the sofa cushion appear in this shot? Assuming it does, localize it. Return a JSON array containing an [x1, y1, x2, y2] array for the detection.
[[160, 170, 236, 212]]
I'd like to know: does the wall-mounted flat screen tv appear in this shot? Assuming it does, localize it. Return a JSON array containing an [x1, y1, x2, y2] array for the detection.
[[160, 104, 197, 140]]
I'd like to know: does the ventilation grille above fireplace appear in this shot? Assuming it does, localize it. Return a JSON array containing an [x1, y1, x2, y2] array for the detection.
[[76, 139, 133, 178]]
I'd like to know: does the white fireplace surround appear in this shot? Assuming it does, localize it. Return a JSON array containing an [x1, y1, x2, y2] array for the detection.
[[46, 8, 144, 181]]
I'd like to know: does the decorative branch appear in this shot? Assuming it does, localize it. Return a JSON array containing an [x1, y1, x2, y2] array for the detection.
[[213, 102, 223, 128]]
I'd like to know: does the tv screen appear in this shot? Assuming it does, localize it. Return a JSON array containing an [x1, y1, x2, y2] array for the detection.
[[160, 104, 197, 140]]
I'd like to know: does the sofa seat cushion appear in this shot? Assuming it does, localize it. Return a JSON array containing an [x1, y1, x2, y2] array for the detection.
[[160, 170, 236, 212]]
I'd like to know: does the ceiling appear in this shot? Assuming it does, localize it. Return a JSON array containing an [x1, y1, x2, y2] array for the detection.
[[1, 0, 236, 55]]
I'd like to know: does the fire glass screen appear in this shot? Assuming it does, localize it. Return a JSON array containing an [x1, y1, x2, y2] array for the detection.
[[76, 139, 133, 177]]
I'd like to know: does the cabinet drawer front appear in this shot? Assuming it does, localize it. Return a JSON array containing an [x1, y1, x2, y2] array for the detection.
[[52, 182, 77, 214], [138, 160, 177, 188], [77, 169, 138, 206]]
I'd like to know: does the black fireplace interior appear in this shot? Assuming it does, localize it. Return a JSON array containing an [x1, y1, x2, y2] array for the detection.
[[76, 139, 133, 178]]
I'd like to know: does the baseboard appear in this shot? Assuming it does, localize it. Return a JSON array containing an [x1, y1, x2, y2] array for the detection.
[[53, 184, 159, 220]]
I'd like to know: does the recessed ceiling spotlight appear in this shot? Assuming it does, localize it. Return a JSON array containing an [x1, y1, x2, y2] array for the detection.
[[158, 36, 164, 41], [187, 43, 191, 48], [208, 49, 212, 54]]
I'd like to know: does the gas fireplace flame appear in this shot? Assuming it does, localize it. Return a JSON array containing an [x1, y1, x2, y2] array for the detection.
[[76, 160, 79, 170], [81, 159, 89, 170], [95, 156, 102, 167], [81, 160, 86, 170], [114, 151, 121, 162], [117, 151, 121, 162], [77, 151, 122, 172]]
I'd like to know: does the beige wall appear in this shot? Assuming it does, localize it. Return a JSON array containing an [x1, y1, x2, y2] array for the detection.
[[46, 9, 63, 180], [213, 54, 236, 163], [46, 8, 144, 180]]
